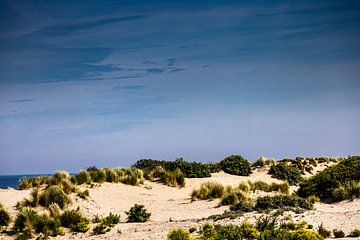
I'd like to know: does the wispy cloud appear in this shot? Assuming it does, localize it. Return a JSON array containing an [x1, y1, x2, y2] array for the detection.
[[9, 98, 36, 103]]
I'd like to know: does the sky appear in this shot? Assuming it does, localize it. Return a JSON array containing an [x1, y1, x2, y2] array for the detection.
[[0, 0, 359, 174]]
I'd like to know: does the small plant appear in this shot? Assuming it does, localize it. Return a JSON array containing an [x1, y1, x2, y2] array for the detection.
[[191, 182, 225, 200], [126, 204, 151, 222], [0, 207, 11, 228], [189, 226, 197, 233], [318, 223, 331, 238], [306, 195, 320, 204], [93, 223, 111, 235], [78, 189, 90, 199], [219, 155, 252, 176], [255, 215, 278, 231], [349, 229, 360, 237], [60, 209, 90, 232], [333, 229, 345, 238], [220, 190, 248, 206], [14, 207, 39, 233], [102, 212, 120, 227], [48, 203, 61, 219], [291, 228, 324, 240], [167, 228, 192, 240]]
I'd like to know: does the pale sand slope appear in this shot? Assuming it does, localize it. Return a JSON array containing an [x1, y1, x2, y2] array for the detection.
[[0, 167, 359, 240]]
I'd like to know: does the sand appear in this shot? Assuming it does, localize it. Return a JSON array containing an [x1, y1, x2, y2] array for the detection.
[[0, 165, 359, 239]]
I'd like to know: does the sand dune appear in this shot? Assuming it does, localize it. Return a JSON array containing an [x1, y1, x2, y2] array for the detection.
[[0, 166, 359, 239]]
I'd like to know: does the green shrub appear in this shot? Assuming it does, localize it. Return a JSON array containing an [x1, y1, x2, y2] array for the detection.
[[15, 232, 32, 240], [93, 223, 111, 235], [189, 227, 197, 233], [75, 170, 92, 185], [239, 221, 261, 239], [87, 167, 107, 183], [306, 195, 320, 204], [220, 190, 248, 206], [104, 168, 118, 182], [197, 222, 259, 240], [18, 176, 51, 190], [102, 212, 120, 227], [119, 168, 143, 186], [0, 207, 11, 227], [60, 209, 89, 232], [14, 207, 39, 232], [349, 229, 360, 237], [126, 204, 151, 222], [255, 195, 313, 211], [163, 169, 186, 188], [318, 223, 331, 238], [133, 158, 211, 178], [255, 216, 278, 231], [259, 228, 290, 240], [39, 186, 70, 209], [167, 228, 192, 240], [333, 229, 345, 238], [48, 203, 61, 219], [191, 182, 225, 200], [269, 163, 302, 185], [229, 201, 255, 212], [248, 181, 289, 194], [219, 155, 252, 176], [290, 228, 323, 240], [298, 156, 360, 201]]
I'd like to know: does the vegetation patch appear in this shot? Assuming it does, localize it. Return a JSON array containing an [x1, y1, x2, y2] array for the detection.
[[219, 155, 252, 176], [297, 156, 360, 202], [191, 182, 225, 201], [126, 204, 151, 222], [269, 163, 302, 185]]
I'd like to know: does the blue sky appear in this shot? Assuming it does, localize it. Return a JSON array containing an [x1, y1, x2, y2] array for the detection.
[[0, 0, 359, 174]]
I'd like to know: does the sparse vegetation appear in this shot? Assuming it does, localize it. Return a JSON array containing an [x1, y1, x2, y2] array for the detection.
[[191, 182, 225, 200], [39, 186, 70, 209], [219, 155, 252, 176], [60, 209, 90, 232], [78, 189, 90, 199], [126, 204, 151, 222]]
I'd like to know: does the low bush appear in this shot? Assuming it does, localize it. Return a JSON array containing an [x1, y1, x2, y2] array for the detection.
[[75, 170, 92, 185], [167, 228, 192, 240], [39, 186, 70, 209], [349, 229, 360, 237], [86, 167, 106, 183], [18, 176, 51, 190], [102, 212, 120, 227], [220, 190, 248, 206], [269, 163, 302, 185], [297, 156, 360, 202], [133, 158, 211, 178], [163, 169, 186, 188], [93, 223, 111, 235], [126, 204, 151, 222], [60, 209, 90, 232], [291, 228, 323, 240], [255, 215, 278, 232], [333, 229, 345, 238], [306, 195, 320, 204], [248, 181, 289, 194], [0, 207, 11, 228], [255, 195, 313, 211], [229, 201, 255, 212], [219, 155, 252, 176], [318, 223, 331, 238], [191, 182, 225, 200]]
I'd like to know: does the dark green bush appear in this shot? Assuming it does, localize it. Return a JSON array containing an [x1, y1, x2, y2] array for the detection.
[[269, 163, 302, 185], [0, 207, 11, 228], [318, 223, 331, 238], [290, 228, 323, 240], [167, 228, 192, 240], [133, 158, 211, 178], [87, 167, 107, 183], [102, 212, 120, 227], [219, 155, 252, 176], [39, 186, 70, 209], [333, 229, 345, 238], [256, 216, 278, 232], [229, 201, 255, 212], [297, 156, 360, 201], [14, 207, 39, 232], [126, 204, 151, 222], [255, 195, 313, 211]]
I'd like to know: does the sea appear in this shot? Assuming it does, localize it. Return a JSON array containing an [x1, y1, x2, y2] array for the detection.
[[0, 174, 52, 189]]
